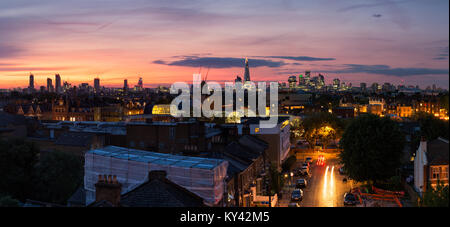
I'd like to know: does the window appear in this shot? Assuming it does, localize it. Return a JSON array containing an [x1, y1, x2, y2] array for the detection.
[[254, 128, 260, 133], [442, 166, 449, 180], [431, 167, 440, 179]]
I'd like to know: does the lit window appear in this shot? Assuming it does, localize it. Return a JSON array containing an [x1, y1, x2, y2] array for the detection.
[[432, 167, 440, 179], [255, 128, 260, 133], [442, 167, 449, 179]]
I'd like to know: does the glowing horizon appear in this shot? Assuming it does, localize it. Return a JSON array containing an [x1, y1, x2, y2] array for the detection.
[[0, 0, 448, 89]]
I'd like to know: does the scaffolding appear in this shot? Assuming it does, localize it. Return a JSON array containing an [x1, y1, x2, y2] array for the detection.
[[84, 146, 228, 205]]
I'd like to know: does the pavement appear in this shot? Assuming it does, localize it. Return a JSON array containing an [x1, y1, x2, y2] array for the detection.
[[278, 157, 356, 207]]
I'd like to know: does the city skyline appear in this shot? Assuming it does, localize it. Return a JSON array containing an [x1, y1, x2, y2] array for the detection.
[[0, 0, 449, 89], [19, 67, 448, 92]]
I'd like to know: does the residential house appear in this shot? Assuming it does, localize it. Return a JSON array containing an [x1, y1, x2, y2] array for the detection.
[[414, 137, 449, 195], [88, 171, 205, 207]]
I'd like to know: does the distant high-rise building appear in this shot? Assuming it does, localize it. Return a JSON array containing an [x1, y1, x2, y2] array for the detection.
[[235, 75, 242, 83], [29, 74, 34, 90], [94, 78, 100, 93], [360, 83, 367, 91], [371, 83, 379, 92], [55, 74, 61, 93], [288, 75, 297, 88], [304, 71, 311, 86], [80, 83, 89, 93], [382, 82, 392, 92], [47, 78, 53, 92], [244, 58, 250, 81], [134, 77, 144, 91], [298, 74, 305, 85], [333, 78, 340, 89], [305, 71, 311, 79], [318, 74, 325, 87], [124, 79, 128, 91], [63, 81, 71, 93]]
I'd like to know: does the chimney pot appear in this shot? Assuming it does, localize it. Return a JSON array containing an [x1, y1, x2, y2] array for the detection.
[[95, 174, 122, 206]]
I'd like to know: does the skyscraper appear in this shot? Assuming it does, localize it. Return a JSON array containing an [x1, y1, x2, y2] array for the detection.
[[55, 74, 61, 93], [29, 74, 34, 90], [124, 79, 128, 91], [47, 78, 53, 92], [318, 74, 325, 87], [305, 71, 311, 79], [298, 74, 305, 85], [305, 70, 311, 86], [137, 77, 143, 90], [333, 78, 340, 90], [94, 78, 100, 93], [288, 75, 297, 88], [360, 83, 367, 91], [244, 58, 250, 81]]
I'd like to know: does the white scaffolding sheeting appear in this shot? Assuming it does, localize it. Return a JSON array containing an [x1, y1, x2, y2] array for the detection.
[[84, 146, 228, 205]]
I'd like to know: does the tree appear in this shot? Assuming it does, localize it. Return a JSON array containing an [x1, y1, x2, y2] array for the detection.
[[0, 195, 20, 207], [440, 94, 449, 112], [412, 112, 449, 140], [0, 138, 83, 205], [420, 181, 449, 207], [410, 112, 449, 153], [339, 114, 405, 183], [34, 151, 83, 204], [289, 118, 304, 143], [302, 113, 343, 149], [269, 164, 283, 195], [0, 139, 39, 201]]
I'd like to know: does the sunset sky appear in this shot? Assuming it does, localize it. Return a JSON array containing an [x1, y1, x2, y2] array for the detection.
[[0, 0, 448, 89]]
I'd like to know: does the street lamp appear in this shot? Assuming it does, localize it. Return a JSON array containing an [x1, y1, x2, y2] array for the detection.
[[290, 172, 294, 186]]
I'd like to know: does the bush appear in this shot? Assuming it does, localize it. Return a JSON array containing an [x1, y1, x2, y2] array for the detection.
[[0, 195, 20, 207], [374, 176, 403, 191]]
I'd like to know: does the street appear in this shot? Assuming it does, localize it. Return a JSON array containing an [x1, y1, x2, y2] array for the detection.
[[279, 157, 355, 207]]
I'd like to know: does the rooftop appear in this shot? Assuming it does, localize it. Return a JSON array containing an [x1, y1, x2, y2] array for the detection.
[[88, 146, 226, 170], [426, 137, 449, 165]]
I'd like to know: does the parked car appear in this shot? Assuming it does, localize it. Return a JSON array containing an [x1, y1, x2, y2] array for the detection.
[[302, 162, 310, 168], [300, 165, 309, 176], [296, 178, 307, 188], [291, 189, 303, 202], [305, 157, 313, 164], [339, 167, 345, 175], [288, 202, 301, 207], [343, 193, 358, 206]]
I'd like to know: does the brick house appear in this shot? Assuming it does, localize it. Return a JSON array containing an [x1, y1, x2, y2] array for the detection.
[[414, 137, 449, 195]]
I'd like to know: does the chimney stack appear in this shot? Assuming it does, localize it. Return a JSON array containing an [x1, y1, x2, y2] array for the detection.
[[95, 174, 122, 206], [420, 136, 427, 153]]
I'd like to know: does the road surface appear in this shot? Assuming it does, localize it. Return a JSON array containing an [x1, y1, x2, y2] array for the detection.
[[279, 157, 355, 207]]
